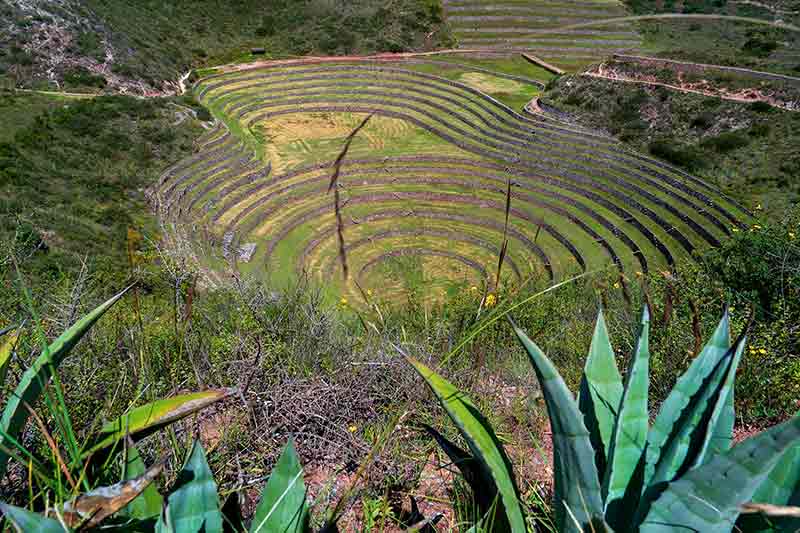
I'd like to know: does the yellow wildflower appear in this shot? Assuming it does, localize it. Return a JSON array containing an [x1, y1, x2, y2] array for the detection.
[[367, 289, 373, 297], [485, 293, 497, 307], [348, 425, 357, 433], [790, 232, 796, 240], [759, 348, 767, 355], [732, 227, 740, 233], [613, 282, 620, 289], [340, 297, 348, 305], [635, 271, 643, 277], [753, 224, 762, 230], [470, 286, 478, 292], [756, 204, 763, 210]]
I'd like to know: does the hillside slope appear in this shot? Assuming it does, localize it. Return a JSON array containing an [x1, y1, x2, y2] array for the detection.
[[1, 0, 450, 94]]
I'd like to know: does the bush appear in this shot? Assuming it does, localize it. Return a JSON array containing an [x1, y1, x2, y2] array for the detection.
[[701, 130, 750, 152], [749, 100, 773, 113], [742, 35, 778, 57], [691, 111, 715, 129], [62, 67, 107, 89], [649, 138, 705, 170], [749, 122, 770, 137], [703, 215, 800, 314]]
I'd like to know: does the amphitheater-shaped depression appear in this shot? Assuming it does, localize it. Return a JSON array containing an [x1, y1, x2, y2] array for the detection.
[[156, 59, 749, 303]]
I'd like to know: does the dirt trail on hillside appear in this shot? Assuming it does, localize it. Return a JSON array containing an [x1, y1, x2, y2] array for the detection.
[[214, 49, 508, 74], [584, 66, 800, 111]]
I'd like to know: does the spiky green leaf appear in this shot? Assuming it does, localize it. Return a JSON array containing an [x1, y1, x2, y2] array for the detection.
[[0, 328, 18, 387], [156, 440, 221, 533], [578, 310, 624, 475], [603, 307, 650, 529], [0, 287, 130, 477], [120, 439, 163, 520], [249, 439, 308, 533], [409, 358, 526, 533], [86, 389, 234, 457], [510, 320, 603, 533], [0, 503, 64, 532], [737, 439, 800, 533], [222, 493, 245, 533], [640, 415, 800, 533], [423, 424, 499, 513], [644, 312, 731, 487], [693, 336, 747, 467]]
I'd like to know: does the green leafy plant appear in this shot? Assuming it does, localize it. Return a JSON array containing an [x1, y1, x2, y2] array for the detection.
[[1, 438, 319, 532], [0, 287, 356, 532], [0, 288, 234, 530], [412, 307, 800, 532]]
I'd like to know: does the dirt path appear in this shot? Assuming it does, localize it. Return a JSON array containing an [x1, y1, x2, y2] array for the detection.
[[14, 88, 97, 99], [613, 53, 800, 86], [513, 13, 800, 38], [583, 70, 799, 111], [212, 48, 515, 74]]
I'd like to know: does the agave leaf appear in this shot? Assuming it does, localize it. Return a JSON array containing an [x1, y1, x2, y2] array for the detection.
[[640, 415, 800, 533], [120, 438, 163, 520], [578, 310, 624, 475], [603, 307, 650, 529], [155, 506, 175, 533], [0, 286, 130, 477], [156, 440, 222, 533], [222, 493, 245, 533], [85, 389, 234, 457], [644, 311, 731, 486], [510, 320, 603, 533], [250, 439, 308, 533], [0, 503, 64, 532], [409, 358, 526, 533], [55, 460, 164, 528], [0, 328, 19, 387], [693, 335, 747, 467], [737, 440, 800, 533], [423, 424, 499, 513]]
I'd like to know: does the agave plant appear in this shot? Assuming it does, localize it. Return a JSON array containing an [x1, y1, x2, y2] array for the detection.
[[0, 288, 235, 530], [0, 437, 319, 532], [411, 307, 800, 532]]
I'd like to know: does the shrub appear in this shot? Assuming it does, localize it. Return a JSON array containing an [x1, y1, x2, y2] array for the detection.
[[701, 130, 750, 152], [62, 67, 107, 89], [648, 138, 705, 170], [703, 216, 800, 314], [742, 35, 778, 57], [748, 121, 770, 137], [690, 111, 714, 129], [749, 100, 773, 113]]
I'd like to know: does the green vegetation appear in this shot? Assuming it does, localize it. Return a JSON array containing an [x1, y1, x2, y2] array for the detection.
[[0, 90, 202, 287], [417, 307, 800, 532], [1, 0, 451, 91], [2, 228, 800, 529], [0, 295, 341, 531], [546, 74, 800, 213], [159, 58, 742, 305], [3, 4, 800, 531]]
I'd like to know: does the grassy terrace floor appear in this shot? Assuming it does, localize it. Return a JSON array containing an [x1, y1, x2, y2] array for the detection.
[[442, 0, 642, 71], [156, 57, 748, 305]]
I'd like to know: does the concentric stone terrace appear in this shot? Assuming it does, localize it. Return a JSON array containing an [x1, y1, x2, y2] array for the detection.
[[155, 59, 747, 303], [444, 0, 642, 70]]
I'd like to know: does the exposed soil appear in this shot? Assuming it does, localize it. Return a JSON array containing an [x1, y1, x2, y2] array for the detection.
[[585, 61, 800, 111]]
